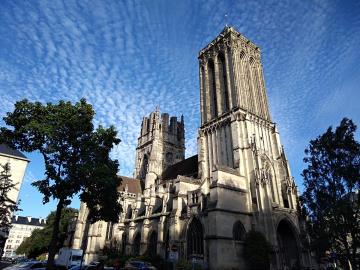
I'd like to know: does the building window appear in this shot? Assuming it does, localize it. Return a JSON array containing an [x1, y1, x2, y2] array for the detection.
[[166, 152, 173, 163], [133, 232, 141, 256], [126, 205, 132, 219], [186, 217, 204, 259], [233, 221, 246, 241], [140, 155, 149, 180], [148, 231, 158, 257], [218, 52, 230, 112], [208, 59, 218, 119]]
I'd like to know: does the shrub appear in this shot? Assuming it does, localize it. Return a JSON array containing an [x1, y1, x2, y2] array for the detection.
[[244, 230, 271, 270]]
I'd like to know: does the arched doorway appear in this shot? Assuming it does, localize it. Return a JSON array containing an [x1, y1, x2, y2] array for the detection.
[[277, 219, 300, 269], [186, 217, 204, 260], [133, 232, 141, 256], [148, 231, 158, 257]]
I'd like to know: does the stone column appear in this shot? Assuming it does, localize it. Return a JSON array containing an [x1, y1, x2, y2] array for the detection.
[[198, 130, 209, 180], [158, 216, 166, 258], [128, 221, 136, 254], [204, 64, 212, 121], [206, 131, 213, 177], [213, 128, 219, 167], [141, 219, 150, 255], [199, 63, 206, 124], [257, 62, 271, 120]]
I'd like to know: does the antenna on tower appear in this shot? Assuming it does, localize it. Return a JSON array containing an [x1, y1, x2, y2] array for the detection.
[[224, 13, 228, 27]]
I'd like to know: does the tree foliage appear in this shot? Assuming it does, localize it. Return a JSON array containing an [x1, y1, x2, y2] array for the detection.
[[301, 118, 360, 267], [243, 230, 271, 270], [16, 208, 77, 258], [0, 162, 20, 232], [0, 99, 122, 269]]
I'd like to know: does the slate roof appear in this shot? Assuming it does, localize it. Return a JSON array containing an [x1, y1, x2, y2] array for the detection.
[[12, 215, 46, 226], [0, 144, 28, 160], [162, 154, 198, 180], [118, 176, 142, 194]]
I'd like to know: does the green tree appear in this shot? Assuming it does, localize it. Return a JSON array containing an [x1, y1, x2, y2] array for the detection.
[[16, 228, 47, 258], [301, 118, 360, 268], [0, 162, 20, 232], [0, 99, 122, 269], [243, 230, 271, 270], [16, 208, 78, 258]]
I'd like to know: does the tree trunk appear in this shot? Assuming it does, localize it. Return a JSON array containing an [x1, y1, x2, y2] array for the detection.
[[46, 198, 64, 270]]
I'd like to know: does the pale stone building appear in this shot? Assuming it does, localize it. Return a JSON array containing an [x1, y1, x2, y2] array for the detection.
[[72, 26, 311, 269], [3, 216, 46, 258], [0, 144, 29, 257]]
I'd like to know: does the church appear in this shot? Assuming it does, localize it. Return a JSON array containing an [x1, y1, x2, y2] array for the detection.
[[72, 26, 311, 269]]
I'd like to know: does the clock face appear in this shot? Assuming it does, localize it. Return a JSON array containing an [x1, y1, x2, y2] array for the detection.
[[166, 152, 173, 163]]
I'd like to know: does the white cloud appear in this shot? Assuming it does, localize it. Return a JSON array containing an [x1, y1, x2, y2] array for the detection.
[[0, 0, 359, 192]]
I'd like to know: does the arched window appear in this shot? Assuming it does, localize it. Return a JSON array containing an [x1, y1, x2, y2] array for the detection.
[[218, 52, 229, 112], [201, 66, 207, 123], [233, 221, 246, 241], [187, 217, 204, 259], [148, 231, 158, 257], [208, 59, 218, 118], [239, 50, 246, 59], [140, 154, 148, 180], [166, 152, 173, 163], [133, 232, 141, 256], [126, 204, 132, 219], [264, 162, 276, 202]]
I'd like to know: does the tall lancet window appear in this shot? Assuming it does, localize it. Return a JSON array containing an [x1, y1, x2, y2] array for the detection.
[[208, 59, 217, 119], [140, 154, 148, 180], [218, 52, 229, 112], [201, 66, 207, 123]]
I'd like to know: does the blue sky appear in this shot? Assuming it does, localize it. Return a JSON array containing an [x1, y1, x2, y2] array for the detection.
[[0, 0, 359, 219]]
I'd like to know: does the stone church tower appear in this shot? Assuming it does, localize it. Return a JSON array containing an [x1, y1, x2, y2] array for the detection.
[[133, 109, 185, 189], [196, 26, 305, 268], [71, 26, 312, 270]]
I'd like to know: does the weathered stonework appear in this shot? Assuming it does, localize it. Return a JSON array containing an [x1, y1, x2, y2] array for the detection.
[[72, 26, 312, 270]]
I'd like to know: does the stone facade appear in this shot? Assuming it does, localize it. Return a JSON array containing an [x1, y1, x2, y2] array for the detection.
[[72, 26, 311, 270], [3, 216, 46, 258], [0, 144, 29, 257]]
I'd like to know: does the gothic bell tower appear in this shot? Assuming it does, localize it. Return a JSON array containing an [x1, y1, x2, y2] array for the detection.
[[134, 108, 185, 189], [198, 26, 271, 182], [197, 25, 298, 218], [197, 26, 305, 270]]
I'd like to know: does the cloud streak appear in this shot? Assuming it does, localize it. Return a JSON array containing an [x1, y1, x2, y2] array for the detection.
[[0, 0, 359, 216]]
